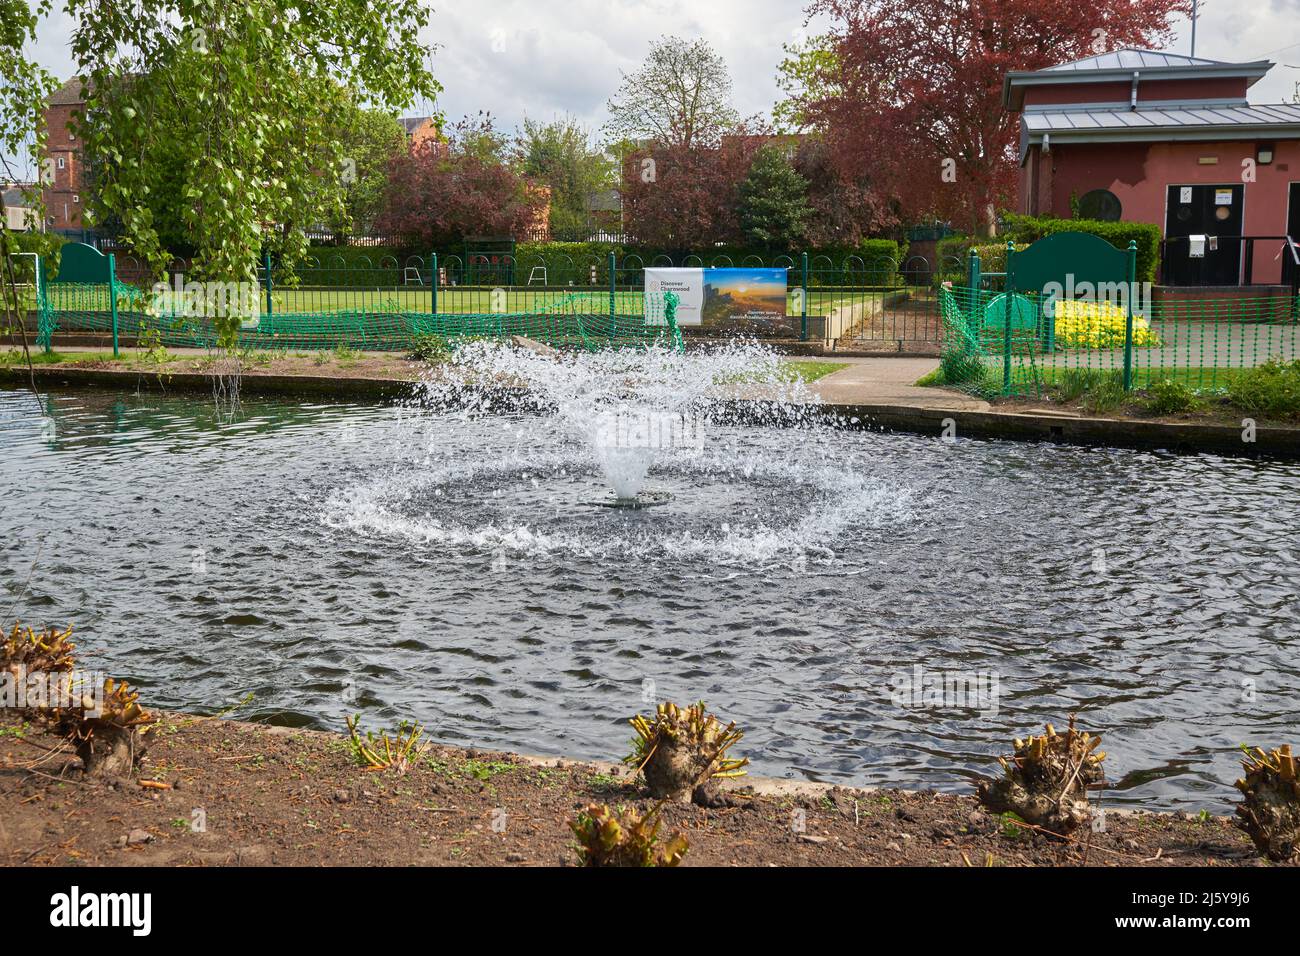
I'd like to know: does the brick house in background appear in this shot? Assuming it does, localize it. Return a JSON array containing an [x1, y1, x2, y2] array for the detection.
[[42, 77, 88, 234], [2, 184, 39, 231], [401, 116, 446, 154], [1005, 49, 1300, 286]]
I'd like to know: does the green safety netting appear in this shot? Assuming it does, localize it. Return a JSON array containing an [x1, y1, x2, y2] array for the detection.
[[37, 282, 683, 353], [938, 283, 1300, 398]]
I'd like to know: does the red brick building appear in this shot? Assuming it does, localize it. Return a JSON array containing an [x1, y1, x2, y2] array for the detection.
[[42, 78, 87, 234], [1005, 49, 1300, 285]]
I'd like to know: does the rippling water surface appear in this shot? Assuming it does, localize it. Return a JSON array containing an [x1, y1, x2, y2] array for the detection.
[[2, 385, 1297, 810]]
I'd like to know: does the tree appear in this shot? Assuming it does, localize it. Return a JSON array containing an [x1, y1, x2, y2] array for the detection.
[[619, 133, 763, 249], [65, 0, 439, 344], [450, 112, 511, 164], [604, 36, 739, 149], [773, 36, 839, 133], [0, 0, 59, 388], [376, 121, 547, 250], [515, 116, 613, 236], [738, 144, 810, 249], [333, 107, 407, 239], [800, 0, 1192, 235], [793, 137, 893, 245]]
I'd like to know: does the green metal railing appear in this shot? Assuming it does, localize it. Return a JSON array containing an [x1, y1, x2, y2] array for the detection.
[[237, 249, 932, 346], [937, 279, 1300, 399], [37, 267, 683, 354]]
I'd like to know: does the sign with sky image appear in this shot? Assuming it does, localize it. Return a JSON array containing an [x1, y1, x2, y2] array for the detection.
[[645, 268, 787, 327]]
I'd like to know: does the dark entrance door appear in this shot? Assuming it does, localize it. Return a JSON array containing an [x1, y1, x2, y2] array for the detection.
[[1164, 184, 1244, 285], [1287, 183, 1300, 286]]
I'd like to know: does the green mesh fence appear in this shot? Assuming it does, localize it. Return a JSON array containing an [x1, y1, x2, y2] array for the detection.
[[39, 281, 682, 353], [938, 284, 1300, 398]]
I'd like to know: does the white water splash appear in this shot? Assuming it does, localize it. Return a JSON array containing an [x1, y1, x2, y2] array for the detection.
[[412, 340, 817, 502], [325, 340, 913, 564]]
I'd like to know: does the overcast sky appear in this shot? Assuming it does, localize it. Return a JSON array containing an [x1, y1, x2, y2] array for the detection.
[[11, 0, 1300, 178]]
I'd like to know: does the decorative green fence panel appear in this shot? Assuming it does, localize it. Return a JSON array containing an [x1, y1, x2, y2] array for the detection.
[[938, 284, 1300, 399]]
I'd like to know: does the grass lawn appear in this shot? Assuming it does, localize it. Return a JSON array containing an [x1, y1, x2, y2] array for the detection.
[[0, 348, 124, 366], [36, 282, 879, 320], [782, 360, 849, 383], [916, 363, 1256, 392], [270, 286, 873, 318], [1027, 365, 1253, 391]]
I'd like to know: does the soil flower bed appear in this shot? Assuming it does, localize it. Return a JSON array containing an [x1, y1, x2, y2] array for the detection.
[[0, 713, 1283, 867]]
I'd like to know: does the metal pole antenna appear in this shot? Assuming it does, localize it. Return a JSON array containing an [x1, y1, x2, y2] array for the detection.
[[1190, 0, 1198, 57]]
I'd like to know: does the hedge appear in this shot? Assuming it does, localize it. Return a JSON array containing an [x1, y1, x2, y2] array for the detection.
[[302, 237, 911, 287], [1002, 215, 1161, 284], [936, 217, 1162, 285]]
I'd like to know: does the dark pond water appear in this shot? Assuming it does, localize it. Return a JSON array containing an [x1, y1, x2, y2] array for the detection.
[[1, 385, 1297, 810]]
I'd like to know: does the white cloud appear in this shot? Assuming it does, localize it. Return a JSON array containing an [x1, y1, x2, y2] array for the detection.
[[8, 1, 1297, 177]]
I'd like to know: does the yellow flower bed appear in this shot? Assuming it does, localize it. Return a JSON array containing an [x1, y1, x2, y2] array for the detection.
[[1053, 299, 1160, 349]]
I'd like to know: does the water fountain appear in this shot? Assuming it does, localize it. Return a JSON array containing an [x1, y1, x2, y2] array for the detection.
[[413, 339, 816, 510]]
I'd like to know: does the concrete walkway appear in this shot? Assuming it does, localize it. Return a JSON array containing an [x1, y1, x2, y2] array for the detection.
[[793, 355, 990, 411]]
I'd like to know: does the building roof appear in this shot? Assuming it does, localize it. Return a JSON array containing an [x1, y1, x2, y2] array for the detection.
[[1019, 102, 1300, 160], [46, 77, 87, 106], [401, 116, 436, 135], [2, 186, 36, 207], [1004, 48, 1274, 109], [1039, 49, 1260, 72]]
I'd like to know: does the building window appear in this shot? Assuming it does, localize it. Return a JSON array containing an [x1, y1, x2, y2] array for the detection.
[[73, 194, 79, 203], [1077, 189, 1122, 222], [57, 157, 65, 169]]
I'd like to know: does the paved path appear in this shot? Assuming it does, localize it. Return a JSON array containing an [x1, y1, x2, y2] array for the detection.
[[792, 356, 990, 411]]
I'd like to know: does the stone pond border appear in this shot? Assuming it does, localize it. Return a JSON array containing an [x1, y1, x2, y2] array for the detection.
[[5, 364, 1298, 459]]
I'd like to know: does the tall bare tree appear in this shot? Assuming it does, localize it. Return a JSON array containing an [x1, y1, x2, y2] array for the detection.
[[604, 36, 739, 149]]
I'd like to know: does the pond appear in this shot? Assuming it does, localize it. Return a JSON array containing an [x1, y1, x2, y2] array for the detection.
[[2, 380, 1297, 811]]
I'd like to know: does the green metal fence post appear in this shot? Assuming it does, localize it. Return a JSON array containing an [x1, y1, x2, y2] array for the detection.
[[263, 252, 274, 323], [107, 252, 119, 358], [967, 247, 981, 337], [1003, 241, 1014, 396], [608, 252, 616, 322], [430, 252, 438, 314], [800, 251, 809, 342], [1122, 239, 1137, 391], [35, 253, 51, 354]]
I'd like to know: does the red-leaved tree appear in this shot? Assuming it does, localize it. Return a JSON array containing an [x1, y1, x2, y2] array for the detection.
[[802, 0, 1192, 234], [619, 133, 765, 248], [377, 141, 546, 249], [793, 137, 894, 245]]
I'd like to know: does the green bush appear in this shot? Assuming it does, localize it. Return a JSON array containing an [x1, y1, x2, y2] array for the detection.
[[296, 246, 420, 287], [859, 238, 907, 267], [938, 351, 1002, 398], [1226, 359, 1300, 418], [1055, 368, 1124, 407], [297, 237, 911, 288], [1002, 214, 1162, 285], [1082, 373, 1128, 414], [935, 235, 975, 280], [407, 333, 452, 363], [1143, 378, 1200, 415]]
